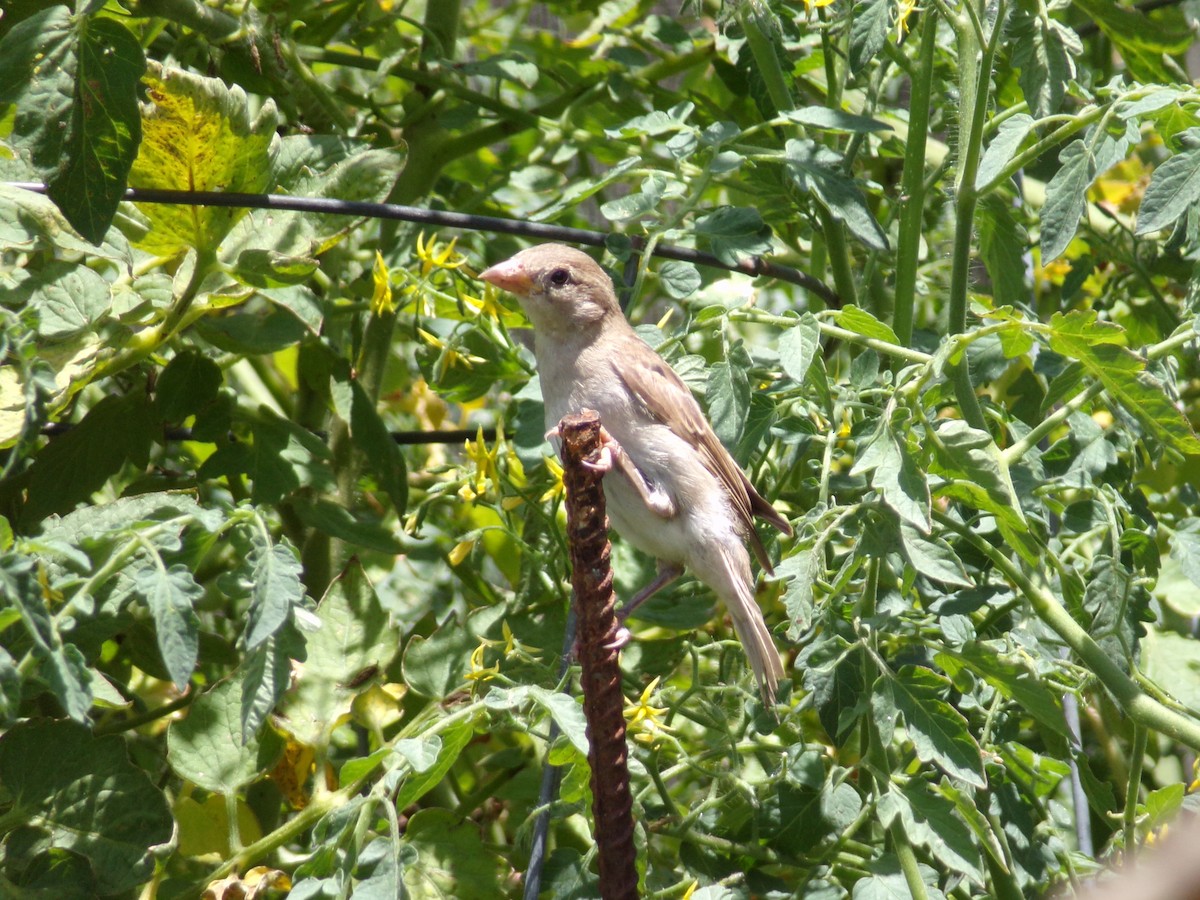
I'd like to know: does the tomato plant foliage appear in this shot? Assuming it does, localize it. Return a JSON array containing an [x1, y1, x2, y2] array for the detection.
[[2, 0, 1200, 897]]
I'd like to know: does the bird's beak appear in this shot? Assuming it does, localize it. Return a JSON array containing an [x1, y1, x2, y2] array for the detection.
[[479, 258, 532, 295]]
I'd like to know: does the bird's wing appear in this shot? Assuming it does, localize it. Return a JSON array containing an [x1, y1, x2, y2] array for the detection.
[[610, 345, 791, 569]]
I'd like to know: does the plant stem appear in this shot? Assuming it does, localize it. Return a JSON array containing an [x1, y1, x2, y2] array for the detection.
[[892, 9, 938, 351], [1124, 724, 1147, 859], [938, 513, 1200, 750]]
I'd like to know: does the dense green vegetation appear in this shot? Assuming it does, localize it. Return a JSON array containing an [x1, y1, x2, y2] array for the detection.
[[2, 0, 1200, 896]]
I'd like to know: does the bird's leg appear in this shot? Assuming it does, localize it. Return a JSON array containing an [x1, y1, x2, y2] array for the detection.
[[581, 426, 676, 519], [618, 562, 684, 622]]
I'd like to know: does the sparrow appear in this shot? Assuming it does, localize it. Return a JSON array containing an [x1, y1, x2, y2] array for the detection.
[[479, 244, 792, 702]]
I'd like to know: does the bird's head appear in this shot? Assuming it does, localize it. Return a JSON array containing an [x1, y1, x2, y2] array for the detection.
[[479, 244, 621, 335]]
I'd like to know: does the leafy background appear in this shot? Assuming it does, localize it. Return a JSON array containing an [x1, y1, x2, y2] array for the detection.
[[2, 0, 1200, 897]]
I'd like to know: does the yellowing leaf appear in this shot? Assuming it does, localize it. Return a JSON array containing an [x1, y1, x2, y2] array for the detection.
[[129, 62, 278, 256]]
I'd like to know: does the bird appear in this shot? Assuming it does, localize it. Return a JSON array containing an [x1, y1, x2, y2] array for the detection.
[[479, 243, 793, 703]]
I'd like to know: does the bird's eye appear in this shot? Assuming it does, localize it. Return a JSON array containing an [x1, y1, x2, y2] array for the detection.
[[548, 268, 571, 287]]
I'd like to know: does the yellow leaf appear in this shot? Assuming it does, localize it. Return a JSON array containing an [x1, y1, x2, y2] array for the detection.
[[129, 62, 279, 256]]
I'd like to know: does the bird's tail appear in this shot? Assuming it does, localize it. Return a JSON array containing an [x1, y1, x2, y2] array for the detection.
[[700, 542, 784, 704]]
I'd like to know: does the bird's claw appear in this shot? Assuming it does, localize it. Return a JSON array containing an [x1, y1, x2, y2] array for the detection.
[[582, 445, 614, 473], [602, 626, 632, 651]]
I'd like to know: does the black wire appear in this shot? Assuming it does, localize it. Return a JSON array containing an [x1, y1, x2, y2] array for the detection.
[[39, 422, 495, 446], [8, 182, 841, 307]]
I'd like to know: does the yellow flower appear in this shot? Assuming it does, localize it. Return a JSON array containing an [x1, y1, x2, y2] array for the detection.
[[540, 455, 565, 502], [499, 619, 541, 659], [465, 641, 500, 682], [803, 0, 837, 7], [463, 424, 501, 500], [418, 328, 485, 378], [896, 0, 918, 37], [416, 231, 467, 276], [448, 538, 475, 566], [371, 250, 394, 315], [624, 677, 673, 745], [460, 285, 506, 321]]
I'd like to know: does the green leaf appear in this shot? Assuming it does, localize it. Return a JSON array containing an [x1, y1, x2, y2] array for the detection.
[[402, 605, 506, 700], [1072, 0, 1194, 82], [485, 686, 589, 756], [154, 350, 222, 422], [21, 393, 157, 528], [852, 425, 930, 532], [348, 377, 408, 515], [694, 205, 774, 264], [930, 419, 1040, 565], [1, 555, 92, 721], [1115, 88, 1183, 121], [393, 719, 476, 811], [0, 720, 172, 894], [604, 102, 695, 138], [457, 52, 540, 88], [936, 643, 1068, 738], [131, 560, 202, 689], [401, 808, 507, 900], [1039, 141, 1093, 263], [976, 114, 1034, 191], [898, 522, 972, 588], [783, 107, 892, 134], [890, 782, 985, 887], [198, 408, 332, 505], [11, 260, 112, 341], [533, 156, 641, 223], [1083, 555, 1149, 666], [785, 139, 889, 251], [873, 666, 986, 788], [239, 622, 305, 740], [245, 540, 305, 649], [779, 313, 821, 384], [1010, 5, 1081, 117], [849, 0, 892, 72], [658, 260, 702, 299], [128, 61, 279, 255], [0, 7, 145, 243], [1170, 519, 1200, 590], [1136, 129, 1200, 236], [977, 196, 1029, 308], [836, 304, 899, 345], [706, 346, 752, 447], [167, 678, 283, 793], [233, 249, 321, 288], [279, 560, 400, 746], [1048, 312, 1200, 455], [292, 497, 403, 555], [777, 547, 820, 640], [1142, 627, 1200, 713]]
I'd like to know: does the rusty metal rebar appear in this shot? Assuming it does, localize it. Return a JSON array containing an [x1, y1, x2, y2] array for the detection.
[[558, 410, 638, 900]]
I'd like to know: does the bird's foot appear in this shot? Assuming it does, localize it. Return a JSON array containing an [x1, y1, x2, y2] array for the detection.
[[581, 425, 623, 473], [602, 626, 632, 651]]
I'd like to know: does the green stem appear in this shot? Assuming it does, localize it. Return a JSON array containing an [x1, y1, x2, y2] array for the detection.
[[945, 0, 1009, 430], [278, 39, 353, 132], [1124, 724, 1147, 858], [817, 207, 859, 311], [891, 820, 932, 900], [1001, 382, 1103, 465], [891, 9, 938, 350], [90, 248, 215, 384], [737, 3, 793, 114], [938, 513, 1200, 750]]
